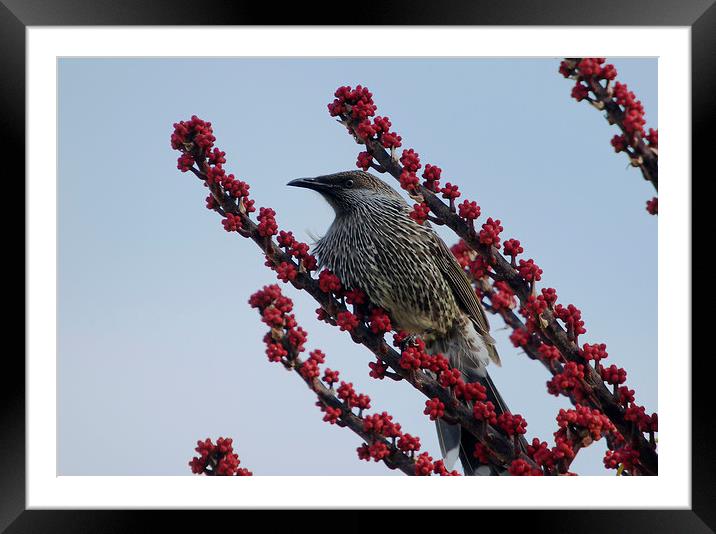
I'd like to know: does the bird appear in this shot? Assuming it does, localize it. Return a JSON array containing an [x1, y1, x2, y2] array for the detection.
[[288, 170, 511, 475]]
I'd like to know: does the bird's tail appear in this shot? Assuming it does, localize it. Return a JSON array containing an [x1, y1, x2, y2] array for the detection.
[[430, 323, 521, 476]]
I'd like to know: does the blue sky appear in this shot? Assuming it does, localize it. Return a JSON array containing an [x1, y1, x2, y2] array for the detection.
[[58, 57, 657, 476]]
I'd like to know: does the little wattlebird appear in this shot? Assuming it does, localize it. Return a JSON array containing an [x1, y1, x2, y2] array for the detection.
[[288, 170, 521, 475]]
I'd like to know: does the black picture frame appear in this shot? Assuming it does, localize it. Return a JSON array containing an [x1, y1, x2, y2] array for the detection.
[[3, 1, 709, 531]]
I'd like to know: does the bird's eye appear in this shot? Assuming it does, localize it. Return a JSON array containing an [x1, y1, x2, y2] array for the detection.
[[345, 179, 354, 188]]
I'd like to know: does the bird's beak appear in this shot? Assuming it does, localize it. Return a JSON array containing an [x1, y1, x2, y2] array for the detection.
[[286, 177, 332, 192]]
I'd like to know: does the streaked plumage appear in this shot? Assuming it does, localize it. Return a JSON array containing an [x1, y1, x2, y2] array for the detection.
[[288, 170, 507, 475]]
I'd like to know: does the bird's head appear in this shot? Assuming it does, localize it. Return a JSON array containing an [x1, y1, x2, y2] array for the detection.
[[287, 171, 404, 215]]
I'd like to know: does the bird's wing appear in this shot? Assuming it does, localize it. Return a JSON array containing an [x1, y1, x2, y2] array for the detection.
[[432, 235, 492, 339], [432, 235, 502, 366]]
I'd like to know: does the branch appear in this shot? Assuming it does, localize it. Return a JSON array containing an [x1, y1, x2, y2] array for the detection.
[[327, 83, 658, 475], [170, 116, 540, 475], [559, 58, 658, 214], [249, 284, 456, 476]]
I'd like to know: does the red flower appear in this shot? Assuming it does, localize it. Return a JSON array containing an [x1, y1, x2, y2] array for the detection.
[[458, 200, 481, 220], [400, 170, 420, 192], [473, 401, 497, 425], [424, 397, 445, 420], [554, 304, 587, 342], [517, 259, 543, 283], [646, 197, 658, 215], [433, 459, 460, 476], [356, 151, 373, 171], [571, 82, 590, 101], [368, 441, 390, 461], [409, 202, 430, 225], [600, 364, 627, 385], [397, 433, 421, 453], [322, 406, 342, 424], [357, 444, 371, 461], [510, 328, 530, 348], [440, 182, 461, 201], [380, 131, 402, 149], [422, 164, 442, 191], [455, 381, 487, 402], [221, 213, 242, 233], [509, 459, 542, 476], [479, 218, 503, 249], [400, 149, 421, 173], [323, 368, 340, 386], [299, 359, 320, 380], [257, 207, 278, 237], [503, 238, 523, 258], [438, 368, 462, 388], [336, 311, 359, 331], [496, 413, 527, 436], [581, 343, 608, 363], [527, 438, 555, 469], [354, 393, 372, 412], [414, 453, 434, 476], [368, 358, 387, 379], [337, 381, 357, 408], [275, 261, 298, 283], [318, 269, 342, 294], [369, 308, 392, 334], [537, 343, 561, 363], [345, 288, 367, 305], [541, 287, 558, 306]]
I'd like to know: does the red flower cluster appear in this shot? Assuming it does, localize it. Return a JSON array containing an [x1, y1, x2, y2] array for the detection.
[[509, 458, 543, 476], [368, 358, 388, 379], [472, 401, 498, 425], [450, 240, 473, 269], [556, 405, 618, 442], [517, 259, 543, 283], [600, 364, 627, 385], [581, 343, 608, 364], [440, 182, 461, 204], [356, 151, 373, 171], [560, 58, 617, 102], [318, 269, 342, 294], [547, 362, 587, 402], [503, 238, 523, 260], [603, 446, 640, 473], [422, 164, 442, 192], [336, 311, 359, 331], [369, 307, 392, 334], [171, 115, 216, 159], [328, 86, 402, 149], [409, 202, 431, 225], [458, 200, 481, 221], [172, 116, 258, 236], [495, 414, 526, 437], [560, 58, 657, 213], [646, 197, 658, 215], [510, 328, 530, 348], [537, 343, 562, 364], [189, 437, 252, 476], [249, 285, 306, 361], [489, 281, 515, 312], [424, 397, 445, 420], [554, 303, 587, 342], [479, 218, 503, 249]]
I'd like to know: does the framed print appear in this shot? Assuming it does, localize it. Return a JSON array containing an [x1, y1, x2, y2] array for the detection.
[[4, 0, 711, 531]]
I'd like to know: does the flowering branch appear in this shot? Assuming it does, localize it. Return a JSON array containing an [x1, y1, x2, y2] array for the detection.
[[189, 437, 253, 476], [328, 83, 658, 475], [559, 58, 658, 214], [170, 116, 539, 474], [249, 284, 459, 476]]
